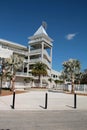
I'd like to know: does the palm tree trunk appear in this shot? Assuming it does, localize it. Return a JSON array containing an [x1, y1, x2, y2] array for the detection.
[[38, 75, 43, 87], [10, 75, 16, 91], [40, 76, 43, 87], [71, 75, 74, 93], [39, 75, 42, 87]]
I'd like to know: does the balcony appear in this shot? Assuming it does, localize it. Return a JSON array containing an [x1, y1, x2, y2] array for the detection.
[[2, 45, 28, 56], [14, 50, 28, 55], [29, 58, 51, 69], [16, 72, 33, 77], [30, 49, 41, 55], [30, 49, 51, 61], [43, 59, 51, 69], [29, 37, 52, 47], [44, 50, 51, 62], [29, 58, 42, 64]]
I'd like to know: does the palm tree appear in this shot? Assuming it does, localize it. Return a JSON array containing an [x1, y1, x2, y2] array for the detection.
[[5, 54, 24, 74], [4, 54, 24, 91], [59, 71, 68, 84], [80, 69, 87, 84], [32, 62, 48, 87], [62, 59, 81, 93]]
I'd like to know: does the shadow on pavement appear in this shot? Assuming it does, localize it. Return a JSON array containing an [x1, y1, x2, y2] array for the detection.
[[66, 105, 74, 109], [39, 105, 45, 109]]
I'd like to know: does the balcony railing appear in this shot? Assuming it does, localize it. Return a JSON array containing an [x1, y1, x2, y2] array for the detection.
[[44, 50, 51, 61], [14, 50, 28, 55], [29, 38, 52, 46], [16, 72, 32, 77], [29, 58, 51, 69], [2, 45, 28, 56], [29, 58, 42, 63], [30, 49, 51, 61], [30, 49, 41, 54]]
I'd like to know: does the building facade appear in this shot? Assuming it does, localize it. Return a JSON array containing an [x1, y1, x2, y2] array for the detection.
[[0, 25, 60, 88]]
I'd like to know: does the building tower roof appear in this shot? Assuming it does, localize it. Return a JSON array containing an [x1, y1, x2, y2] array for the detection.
[[29, 25, 53, 43], [34, 25, 48, 36]]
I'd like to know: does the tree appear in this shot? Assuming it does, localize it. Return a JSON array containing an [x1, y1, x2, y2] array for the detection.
[[5, 54, 24, 74], [32, 62, 48, 87], [59, 71, 68, 84], [4, 54, 24, 91], [80, 69, 87, 84], [62, 59, 81, 92]]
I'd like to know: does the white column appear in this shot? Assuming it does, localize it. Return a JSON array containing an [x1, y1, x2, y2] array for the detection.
[[41, 42, 44, 87], [41, 42, 44, 62], [50, 47, 52, 68], [40, 75, 42, 87], [27, 45, 30, 76], [50, 47, 52, 77], [23, 63, 24, 73]]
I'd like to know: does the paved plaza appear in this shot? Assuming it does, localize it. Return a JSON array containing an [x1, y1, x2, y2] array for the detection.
[[0, 110, 87, 130], [0, 90, 87, 130], [0, 90, 87, 110]]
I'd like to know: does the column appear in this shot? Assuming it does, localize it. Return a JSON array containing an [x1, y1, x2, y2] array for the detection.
[[41, 42, 44, 62], [50, 47, 52, 76], [50, 47, 52, 67], [27, 45, 30, 76]]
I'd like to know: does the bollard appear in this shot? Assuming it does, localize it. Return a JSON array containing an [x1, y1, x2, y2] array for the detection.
[[0, 76, 2, 95], [45, 93, 48, 109], [74, 93, 77, 108], [11, 90, 15, 109]]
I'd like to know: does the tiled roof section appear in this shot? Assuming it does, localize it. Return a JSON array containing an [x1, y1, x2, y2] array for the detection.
[[34, 25, 48, 36]]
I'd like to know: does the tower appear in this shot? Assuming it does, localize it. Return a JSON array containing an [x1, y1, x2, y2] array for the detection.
[[28, 25, 53, 87]]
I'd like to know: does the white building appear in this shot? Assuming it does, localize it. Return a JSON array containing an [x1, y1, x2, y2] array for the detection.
[[0, 25, 60, 88], [51, 69, 61, 81]]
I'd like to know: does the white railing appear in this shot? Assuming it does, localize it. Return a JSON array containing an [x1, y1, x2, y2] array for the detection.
[[30, 49, 41, 54], [44, 50, 51, 61], [74, 84, 87, 92], [2, 45, 28, 56], [16, 72, 32, 77], [49, 84, 87, 93], [30, 58, 42, 63], [63, 84, 87, 92], [29, 38, 52, 46], [43, 59, 51, 69], [29, 38, 43, 44], [30, 49, 51, 61]]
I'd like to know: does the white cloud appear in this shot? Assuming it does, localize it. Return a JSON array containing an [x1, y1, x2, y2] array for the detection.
[[65, 33, 77, 40]]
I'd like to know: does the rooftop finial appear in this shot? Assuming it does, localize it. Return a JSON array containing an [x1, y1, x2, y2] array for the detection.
[[42, 21, 47, 30]]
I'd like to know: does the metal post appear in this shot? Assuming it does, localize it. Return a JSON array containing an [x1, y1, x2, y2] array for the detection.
[[74, 93, 77, 108], [0, 60, 3, 95], [45, 93, 48, 109], [11, 90, 15, 109], [0, 76, 2, 95]]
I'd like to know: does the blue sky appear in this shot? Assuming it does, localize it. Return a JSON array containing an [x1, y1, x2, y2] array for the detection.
[[0, 0, 87, 72]]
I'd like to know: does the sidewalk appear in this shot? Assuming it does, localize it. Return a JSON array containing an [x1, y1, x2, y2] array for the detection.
[[0, 90, 87, 110]]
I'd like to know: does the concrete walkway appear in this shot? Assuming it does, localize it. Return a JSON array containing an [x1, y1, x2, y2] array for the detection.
[[0, 90, 87, 110]]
